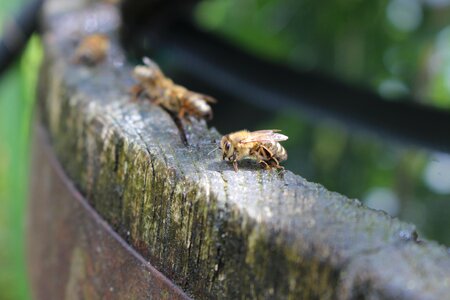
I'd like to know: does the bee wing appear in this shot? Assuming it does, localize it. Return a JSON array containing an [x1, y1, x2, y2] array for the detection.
[[185, 91, 217, 104], [240, 130, 288, 144], [142, 57, 163, 73], [188, 92, 217, 103], [202, 94, 217, 103]]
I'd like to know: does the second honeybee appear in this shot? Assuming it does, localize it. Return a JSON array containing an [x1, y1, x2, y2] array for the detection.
[[132, 57, 216, 121], [220, 129, 288, 171], [73, 34, 110, 66]]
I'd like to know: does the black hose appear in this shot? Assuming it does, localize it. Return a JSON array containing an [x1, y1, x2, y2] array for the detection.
[[0, 0, 44, 75]]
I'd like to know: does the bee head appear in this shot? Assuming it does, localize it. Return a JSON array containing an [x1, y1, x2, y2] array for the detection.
[[220, 136, 234, 161]]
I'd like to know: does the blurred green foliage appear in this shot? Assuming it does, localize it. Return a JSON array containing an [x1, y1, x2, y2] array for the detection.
[[0, 1, 42, 296], [196, 0, 450, 108], [0, 36, 42, 300], [196, 0, 450, 245]]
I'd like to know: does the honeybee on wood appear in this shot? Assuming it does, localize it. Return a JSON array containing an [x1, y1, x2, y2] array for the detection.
[[73, 34, 109, 66], [131, 57, 216, 121], [220, 130, 288, 172]]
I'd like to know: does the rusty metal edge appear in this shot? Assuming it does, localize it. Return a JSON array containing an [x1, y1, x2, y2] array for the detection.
[[35, 124, 192, 300]]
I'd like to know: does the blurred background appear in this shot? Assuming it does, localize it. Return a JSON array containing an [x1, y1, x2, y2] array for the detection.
[[0, 1, 41, 299], [193, 0, 450, 246], [1, 0, 450, 299]]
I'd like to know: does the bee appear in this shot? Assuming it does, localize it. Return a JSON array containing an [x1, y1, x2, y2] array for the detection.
[[220, 130, 288, 172], [73, 34, 109, 66], [131, 57, 216, 121]]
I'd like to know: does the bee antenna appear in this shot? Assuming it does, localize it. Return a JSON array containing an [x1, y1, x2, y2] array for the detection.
[[208, 146, 220, 156], [142, 57, 152, 65]]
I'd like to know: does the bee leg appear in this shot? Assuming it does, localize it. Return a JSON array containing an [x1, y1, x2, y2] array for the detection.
[[259, 160, 271, 170], [178, 107, 186, 119], [233, 161, 239, 172], [270, 158, 284, 171], [270, 160, 285, 176], [258, 145, 274, 161], [276, 165, 285, 172], [129, 84, 144, 101], [205, 110, 213, 121], [178, 106, 194, 124], [272, 156, 279, 165], [164, 110, 188, 146], [149, 96, 162, 105], [271, 157, 283, 169]]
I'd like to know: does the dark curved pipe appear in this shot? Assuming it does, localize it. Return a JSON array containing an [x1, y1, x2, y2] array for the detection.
[[0, 0, 44, 76]]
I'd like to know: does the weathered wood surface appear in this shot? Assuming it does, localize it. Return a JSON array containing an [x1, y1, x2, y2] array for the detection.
[[37, 0, 450, 299]]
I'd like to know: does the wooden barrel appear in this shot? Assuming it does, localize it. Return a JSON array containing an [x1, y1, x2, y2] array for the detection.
[[28, 0, 450, 299]]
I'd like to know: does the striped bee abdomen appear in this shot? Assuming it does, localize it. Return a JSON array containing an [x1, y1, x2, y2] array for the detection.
[[267, 141, 288, 162]]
